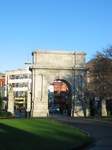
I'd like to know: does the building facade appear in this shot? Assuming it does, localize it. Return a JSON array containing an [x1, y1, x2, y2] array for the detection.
[[0, 73, 5, 97], [5, 67, 31, 115], [0, 73, 6, 110]]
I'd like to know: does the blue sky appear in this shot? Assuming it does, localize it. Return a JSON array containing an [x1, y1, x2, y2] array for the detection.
[[0, 0, 112, 72]]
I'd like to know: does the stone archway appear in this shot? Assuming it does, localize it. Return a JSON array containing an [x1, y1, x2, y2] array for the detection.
[[30, 50, 86, 117]]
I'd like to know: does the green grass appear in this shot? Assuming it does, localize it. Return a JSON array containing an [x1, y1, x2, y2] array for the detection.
[[0, 118, 91, 150]]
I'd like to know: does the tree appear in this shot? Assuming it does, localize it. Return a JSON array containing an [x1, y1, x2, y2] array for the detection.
[[92, 53, 112, 98], [103, 46, 112, 59], [86, 46, 112, 116]]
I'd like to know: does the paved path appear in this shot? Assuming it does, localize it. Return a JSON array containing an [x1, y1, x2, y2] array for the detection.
[[53, 116, 112, 150]]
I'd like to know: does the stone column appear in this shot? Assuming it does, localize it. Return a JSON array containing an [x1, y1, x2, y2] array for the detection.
[[31, 71, 49, 117], [101, 99, 107, 116], [26, 90, 31, 118], [7, 86, 14, 114], [72, 70, 87, 117]]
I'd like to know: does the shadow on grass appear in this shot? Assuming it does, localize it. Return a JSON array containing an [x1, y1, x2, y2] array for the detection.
[[0, 122, 81, 150]]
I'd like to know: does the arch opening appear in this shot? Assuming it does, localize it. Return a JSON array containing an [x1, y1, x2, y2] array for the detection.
[[48, 79, 72, 116]]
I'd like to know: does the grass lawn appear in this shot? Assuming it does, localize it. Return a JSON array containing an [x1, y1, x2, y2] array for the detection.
[[0, 118, 91, 150]]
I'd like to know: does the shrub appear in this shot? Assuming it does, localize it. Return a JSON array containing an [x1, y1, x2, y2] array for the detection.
[[0, 111, 13, 118]]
